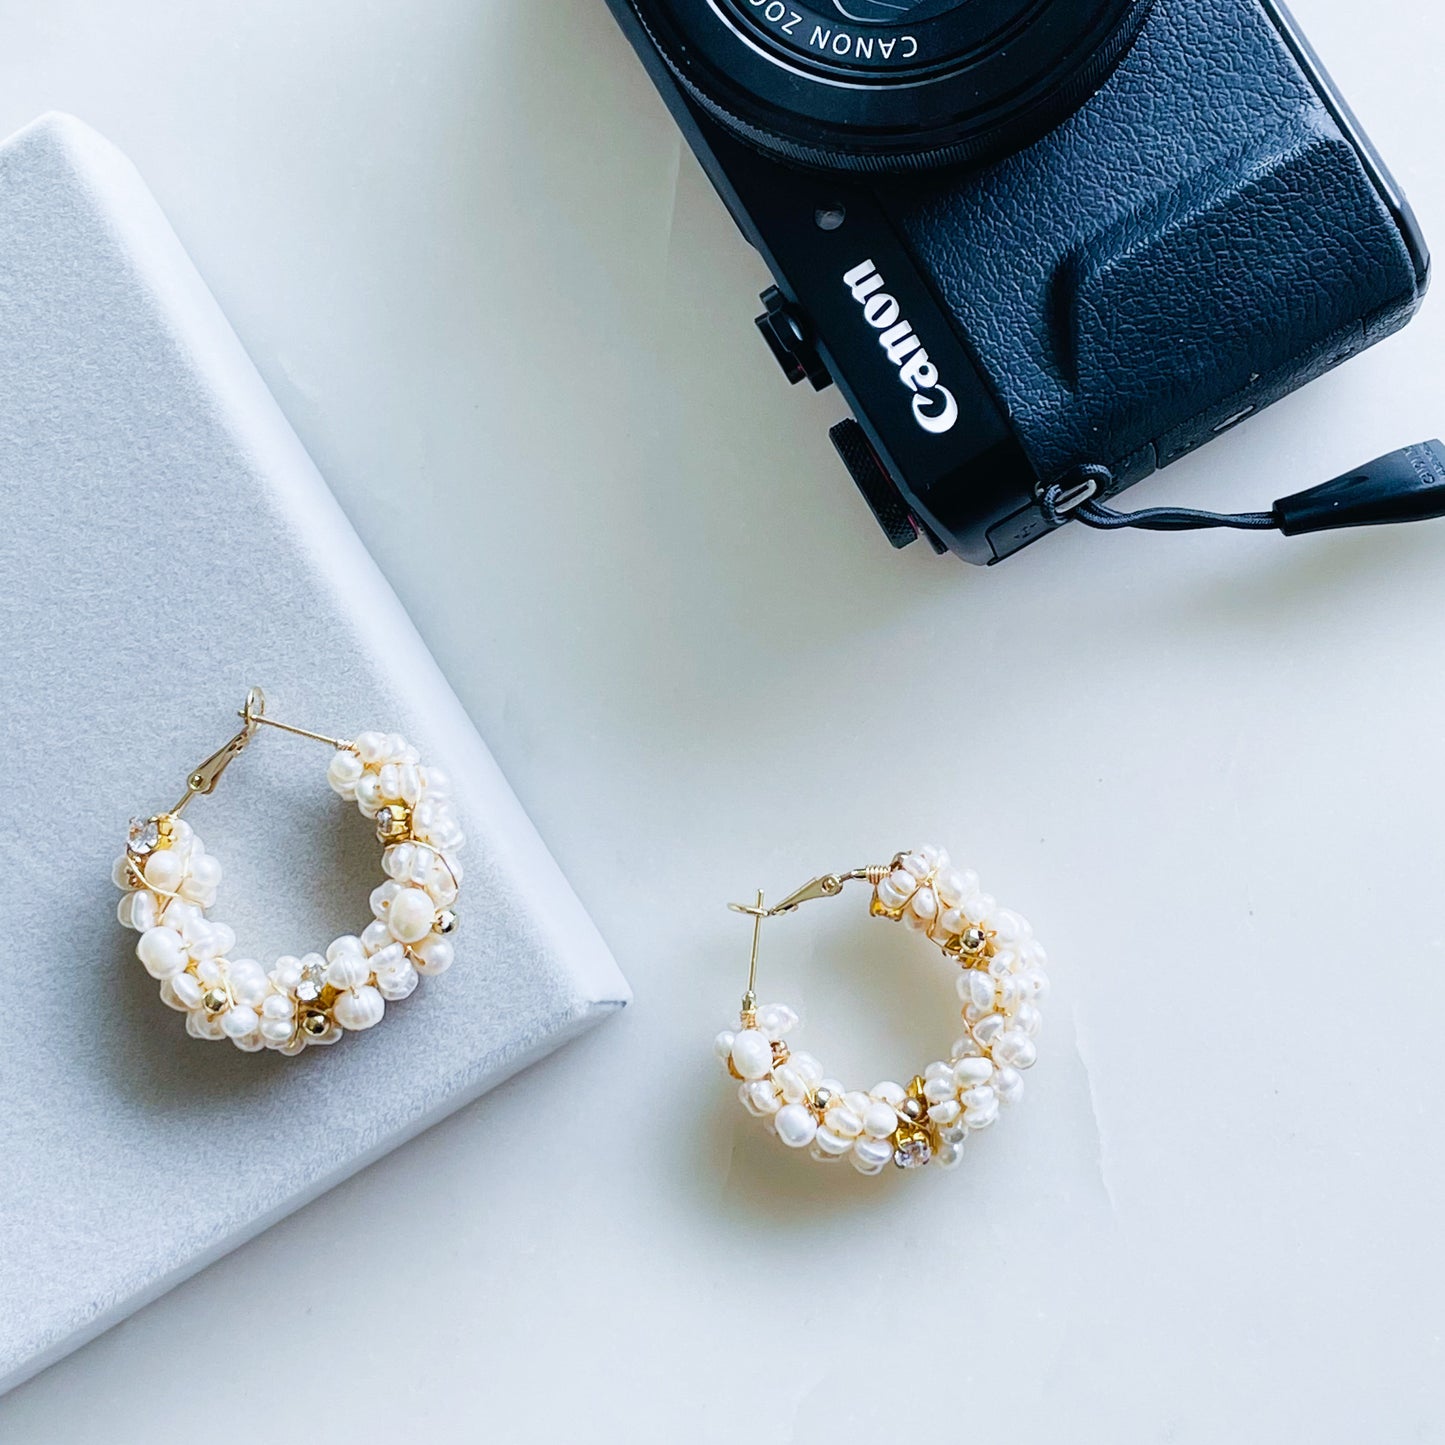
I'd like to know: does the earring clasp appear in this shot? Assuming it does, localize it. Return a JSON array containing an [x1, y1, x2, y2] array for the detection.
[[167, 688, 352, 816], [727, 861, 896, 1019]]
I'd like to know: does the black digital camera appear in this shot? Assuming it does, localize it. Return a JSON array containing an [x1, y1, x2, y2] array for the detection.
[[603, 0, 1428, 563]]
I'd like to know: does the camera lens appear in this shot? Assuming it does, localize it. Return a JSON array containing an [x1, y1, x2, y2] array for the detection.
[[828, 0, 957, 22], [626, 0, 1155, 172]]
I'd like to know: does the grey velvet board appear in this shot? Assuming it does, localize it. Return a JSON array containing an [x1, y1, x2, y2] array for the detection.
[[0, 113, 630, 1393]]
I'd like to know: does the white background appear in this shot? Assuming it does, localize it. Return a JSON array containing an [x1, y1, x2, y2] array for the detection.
[[2, 1, 1443, 1440]]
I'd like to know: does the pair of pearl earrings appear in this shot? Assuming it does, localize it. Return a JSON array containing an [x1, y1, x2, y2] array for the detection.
[[116, 695, 1042, 1179], [717, 848, 1048, 1175], [114, 689, 463, 1054]]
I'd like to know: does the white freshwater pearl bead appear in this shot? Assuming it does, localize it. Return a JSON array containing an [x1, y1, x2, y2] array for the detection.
[[186, 1005, 222, 1040], [813, 1127, 853, 1156], [714, 1030, 737, 1063], [862, 1102, 898, 1138], [220, 1006, 259, 1040], [909, 888, 937, 921], [935, 868, 966, 907], [773, 1064, 807, 1104], [730, 1029, 774, 1081], [172, 972, 202, 1009], [987, 951, 1014, 980], [876, 877, 912, 910], [386, 887, 436, 944], [354, 774, 384, 814], [412, 935, 454, 975], [354, 731, 387, 764], [137, 926, 188, 979], [756, 1003, 798, 1039], [953, 1056, 994, 1089], [180, 853, 222, 902], [229, 960, 269, 1008], [901, 852, 931, 879], [775, 1103, 818, 1148], [853, 1136, 894, 1169], [870, 1081, 907, 1107], [129, 891, 158, 932], [375, 958, 419, 1001], [367, 941, 406, 973], [923, 1075, 955, 1104], [850, 1139, 891, 1174], [325, 952, 371, 990], [327, 750, 365, 795], [333, 986, 385, 1031], [994, 1065, 1025, 1105], [360, 919, 393, 953], [198, 922, 235, 959], [826, 1106, 864, 1139], [142, 849, 185, 894], [994, 1030, 1037, 1068], [929, 1099, 961, 1126], [968, 970, 997, 1010], [962, 1088, 999, 1128], [789, 1052, 823, 1086], [843, 1090, 872, 1118], [741, 1081, 781, 1117], [974, 1014, 1005, 1046]]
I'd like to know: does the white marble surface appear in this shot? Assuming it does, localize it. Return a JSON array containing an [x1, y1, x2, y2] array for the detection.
[[1, 0, 1443, 1440]]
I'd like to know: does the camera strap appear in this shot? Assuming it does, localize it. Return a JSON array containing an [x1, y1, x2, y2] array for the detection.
[[1040, 441, 1445, 538]]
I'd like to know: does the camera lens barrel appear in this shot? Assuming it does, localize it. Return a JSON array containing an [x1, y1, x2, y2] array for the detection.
[[626, 0, 1156, 173]]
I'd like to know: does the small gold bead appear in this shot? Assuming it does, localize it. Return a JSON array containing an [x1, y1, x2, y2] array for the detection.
[[300, 1009, 330, 1038], [901, 1097, 923, 1122], [961, 926, 987, 955], [435, 908, 458, 935], [201, 987, 229, 1014], [812, 1086, 835, 1112]]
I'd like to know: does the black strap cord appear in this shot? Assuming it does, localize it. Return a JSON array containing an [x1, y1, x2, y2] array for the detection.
[[1039, 442, 1445, 539]]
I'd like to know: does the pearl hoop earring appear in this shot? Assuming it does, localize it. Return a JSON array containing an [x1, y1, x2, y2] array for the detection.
[[716, 846, 1048, 1173], [114, 688, 464, 1055]]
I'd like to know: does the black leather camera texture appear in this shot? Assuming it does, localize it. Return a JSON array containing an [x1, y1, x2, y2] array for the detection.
[[893, 0, 1422, 492]]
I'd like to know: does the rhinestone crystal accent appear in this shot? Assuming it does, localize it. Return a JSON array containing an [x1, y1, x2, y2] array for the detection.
[[127, 816, 160, 856], [893, 1136, 933, 1170], [295, 957, 327, 1003]]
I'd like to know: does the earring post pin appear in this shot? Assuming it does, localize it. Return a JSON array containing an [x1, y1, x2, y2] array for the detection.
[[165, 690, 351, 816]]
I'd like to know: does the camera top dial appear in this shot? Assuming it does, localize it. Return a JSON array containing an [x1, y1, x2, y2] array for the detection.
[[626, 0, 1155, 172]]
